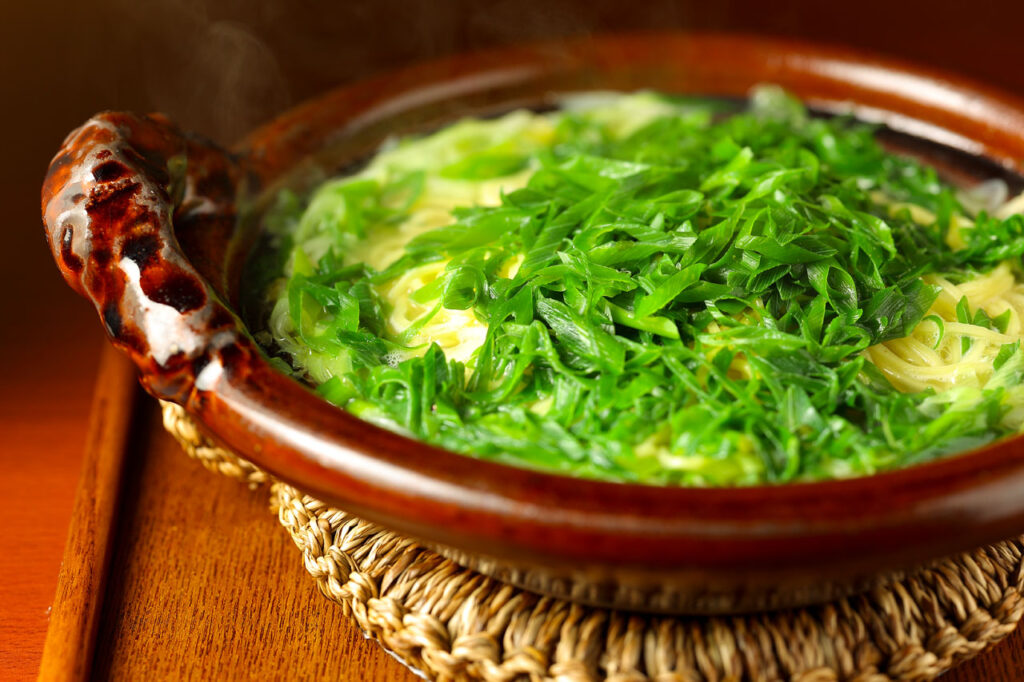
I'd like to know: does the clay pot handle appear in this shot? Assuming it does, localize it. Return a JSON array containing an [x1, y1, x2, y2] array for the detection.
[[41, 113, 246, 401]]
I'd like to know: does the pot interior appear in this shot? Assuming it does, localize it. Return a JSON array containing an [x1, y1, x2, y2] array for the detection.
[[223, 93, 1024, 355]]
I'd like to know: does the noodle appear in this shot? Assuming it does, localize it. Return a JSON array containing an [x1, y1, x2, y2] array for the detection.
[[867, 252, 1024, 427]]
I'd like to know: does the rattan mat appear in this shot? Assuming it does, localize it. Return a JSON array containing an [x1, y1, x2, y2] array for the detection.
[[161, 401, 1024, 681]]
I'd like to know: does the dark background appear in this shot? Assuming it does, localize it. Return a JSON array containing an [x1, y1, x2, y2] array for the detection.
[[2, 1, 1024, 675]]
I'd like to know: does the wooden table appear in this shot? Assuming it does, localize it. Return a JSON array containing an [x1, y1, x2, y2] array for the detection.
[[0, 339, 417, 680]]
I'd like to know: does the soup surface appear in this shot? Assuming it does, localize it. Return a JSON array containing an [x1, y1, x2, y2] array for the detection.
[[249, 88, 1024, 485]]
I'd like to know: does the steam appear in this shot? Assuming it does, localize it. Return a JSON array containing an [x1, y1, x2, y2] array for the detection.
[[111, 0, 700, 145], [119, 0, 290, 144]]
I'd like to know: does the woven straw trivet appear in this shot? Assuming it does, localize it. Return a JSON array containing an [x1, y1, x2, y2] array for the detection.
[[161, 401, 1024, 682]]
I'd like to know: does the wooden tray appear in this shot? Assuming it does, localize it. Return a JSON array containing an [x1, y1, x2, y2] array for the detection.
[[35, 346, 1024, 680], [36, 347, 415, 681]]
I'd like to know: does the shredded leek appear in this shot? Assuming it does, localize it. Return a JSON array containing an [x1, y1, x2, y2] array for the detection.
[[248, 87, 1024, 485]]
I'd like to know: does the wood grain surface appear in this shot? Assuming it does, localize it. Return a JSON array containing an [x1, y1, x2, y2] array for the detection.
[[90, 392, 416, 681], [0, 189, 104, 681], [37, 350, 138, 682]]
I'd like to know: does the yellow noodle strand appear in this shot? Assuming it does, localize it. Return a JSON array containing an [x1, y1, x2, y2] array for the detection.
[[870, 262, 1024, 424]]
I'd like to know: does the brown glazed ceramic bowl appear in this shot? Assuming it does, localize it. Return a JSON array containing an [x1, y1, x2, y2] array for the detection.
[[42, 33, 1024, 614]]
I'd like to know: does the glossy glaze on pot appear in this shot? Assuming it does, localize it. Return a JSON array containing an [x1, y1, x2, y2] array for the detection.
[[41, 33, 1024, 613]]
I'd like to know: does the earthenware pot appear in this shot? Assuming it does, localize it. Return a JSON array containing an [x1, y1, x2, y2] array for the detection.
[[41, 33, 1024, 613]]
